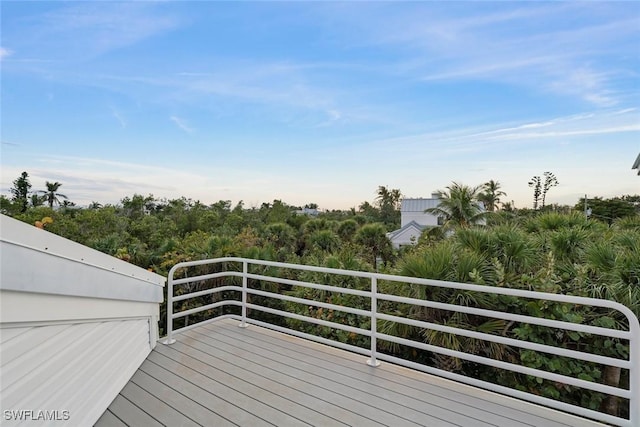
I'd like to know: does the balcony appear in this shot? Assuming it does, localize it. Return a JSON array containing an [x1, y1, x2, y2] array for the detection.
[[101, 257, 638, 427]]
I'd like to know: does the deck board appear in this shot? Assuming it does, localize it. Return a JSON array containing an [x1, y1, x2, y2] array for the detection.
[[193, 322, 530, 427], [99, 318, 608, 427], [128, 370, 235, 427], [183, 326, 478, 427], [94, 410, 127, 427], [103, 395, 163, 427], [207, 321, 577, 427], [119, 381, 200, 427]]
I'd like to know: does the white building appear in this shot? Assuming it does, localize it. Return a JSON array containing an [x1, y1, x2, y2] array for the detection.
[[387, 194, 443, 248]]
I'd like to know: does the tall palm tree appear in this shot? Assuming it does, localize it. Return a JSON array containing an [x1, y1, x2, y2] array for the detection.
[[354, 223, 392, 269], [39, 181, 68, 208], [478, 180, 506, 212], [425, 182, 486, 228]]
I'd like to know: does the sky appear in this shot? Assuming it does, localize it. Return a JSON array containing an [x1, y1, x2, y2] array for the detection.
[[1, 1, 639, 211]]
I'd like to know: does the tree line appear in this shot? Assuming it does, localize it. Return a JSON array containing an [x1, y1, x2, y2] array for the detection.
[[5, 172, 70, 212]]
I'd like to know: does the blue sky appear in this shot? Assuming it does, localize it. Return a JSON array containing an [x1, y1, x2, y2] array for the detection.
[[1, 1, 639, 210]]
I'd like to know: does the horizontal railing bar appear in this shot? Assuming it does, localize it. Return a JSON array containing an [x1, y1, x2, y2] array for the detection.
[[171, 314, 239, 336], [376, 352, 630, 427], [172, 300, 241, 319], [244, 317, 371, 357], [173, 285, 241, 302], [377, 332, 630, 398], [245, 272, 372, 298], [378, 293, 632, 339], [171, 257, 638, 326], [377, 312, 631, 369], [173, 271, 243, 286], [245, 303, 372, 338], [247, 288, 372, 318]]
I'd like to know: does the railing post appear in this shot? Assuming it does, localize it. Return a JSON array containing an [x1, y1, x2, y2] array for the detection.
[[239, 260, 249, 328], [367, 276, 380, 367], [631, 317, 640, 427], [162, 267, 176, 345]]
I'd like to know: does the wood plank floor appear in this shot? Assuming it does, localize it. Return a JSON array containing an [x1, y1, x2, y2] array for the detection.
[[96, 318, 606, 427]]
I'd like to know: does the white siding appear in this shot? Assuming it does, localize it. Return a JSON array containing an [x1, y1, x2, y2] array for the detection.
[[0, 290, 159, 327], [389, 225, 424, 248], [0, 215, 164, 302], [400, 198, 441, 227], [0, 215, 164, 427], [0, 319, 152, 427]]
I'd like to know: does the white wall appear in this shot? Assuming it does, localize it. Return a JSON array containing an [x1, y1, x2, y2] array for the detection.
[[0, 215, 165, 426], [400, 198, 441, 227], [0, 318, 152, 426]]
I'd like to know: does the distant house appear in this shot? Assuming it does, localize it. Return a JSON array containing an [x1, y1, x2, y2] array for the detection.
[[386, 220, 427, 248], [295, 207, 319, 216], [387, 193, 444, 248], [399, 194, 444, 228]]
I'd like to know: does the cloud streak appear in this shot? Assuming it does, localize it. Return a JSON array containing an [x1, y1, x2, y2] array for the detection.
[[110, 107, 127, 128], [170, 116, 194, 134], [13, 2, 180, 61], [0, 47, 13, 60], [360, 108, 640, 157], [322, 3, 639, 107]]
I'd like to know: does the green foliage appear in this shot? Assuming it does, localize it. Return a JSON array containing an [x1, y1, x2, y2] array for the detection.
[[10, 171, 32, 213], [38, 181, 68, 208], [354, 223, 393, 270], [307, 229, 340, 253], [375, 186, 402, 229], [337, 219, 359, 241], [426, 182, 487, 228], [529, 172, 559, 209], [285, 249, 372, 349], [477, 179, 506, 212], [576, 195, 638, 223]]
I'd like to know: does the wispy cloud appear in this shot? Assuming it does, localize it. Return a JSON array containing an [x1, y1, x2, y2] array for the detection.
[[316, 109, 343, 127], [170, 116, 194, 134], [320, 3, 638, 108], [0, 47, 13, 60], [0, 155, 297, 207], [18, 3, 180, 60], [360, 108, 640, 157], [110, 106, 127, 128]]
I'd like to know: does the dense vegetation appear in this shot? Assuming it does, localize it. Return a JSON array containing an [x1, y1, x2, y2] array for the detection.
[[3, 173, 640, 419]]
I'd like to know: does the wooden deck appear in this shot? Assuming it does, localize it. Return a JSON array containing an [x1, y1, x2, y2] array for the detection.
[[96, 318, 606, 427]]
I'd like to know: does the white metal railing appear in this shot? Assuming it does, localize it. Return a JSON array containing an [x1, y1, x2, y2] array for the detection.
[[163, 257, 640, 427]]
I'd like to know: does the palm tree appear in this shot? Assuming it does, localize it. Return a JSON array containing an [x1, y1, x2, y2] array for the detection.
[[380, 242, 510, 372], [425, 182, 486, 228], [528, 176, 542, 209], [541, 171, 559, 208], [376, 186, 402, 228], [478, 180, 506, 212], [39, 181, 68, 208], [10, 171, 31, 213], [354, 223, 392, 269]]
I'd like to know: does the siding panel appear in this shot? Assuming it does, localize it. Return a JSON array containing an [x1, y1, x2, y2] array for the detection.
[[0, 319, 152, 427]]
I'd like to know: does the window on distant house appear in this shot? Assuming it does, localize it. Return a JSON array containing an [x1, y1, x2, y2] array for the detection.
[[437, 216, 445, 226]]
